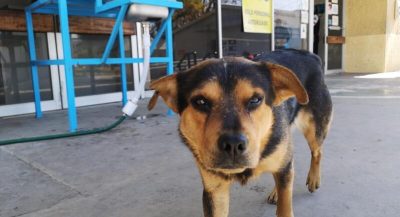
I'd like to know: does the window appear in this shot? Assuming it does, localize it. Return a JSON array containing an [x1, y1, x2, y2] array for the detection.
[[0, 32, 52, 105]]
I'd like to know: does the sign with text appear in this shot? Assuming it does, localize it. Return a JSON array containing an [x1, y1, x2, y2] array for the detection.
[[242, 0, 272, 33]]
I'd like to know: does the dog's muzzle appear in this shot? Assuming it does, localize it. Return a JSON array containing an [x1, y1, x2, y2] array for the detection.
[[214, 133, 249, 169]]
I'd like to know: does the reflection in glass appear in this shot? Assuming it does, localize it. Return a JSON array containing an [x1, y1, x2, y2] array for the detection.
[[222, 3, 271, 57], [70, 34, 134, 97], [327, 0, 343, 70], [148, 0, 219, 89], [0, 32, 52, 105], [275, 0, 309, 50], [173, 0, 218, 67]]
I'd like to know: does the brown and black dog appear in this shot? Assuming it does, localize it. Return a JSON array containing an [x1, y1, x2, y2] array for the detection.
[[148, 49, 332, 217]]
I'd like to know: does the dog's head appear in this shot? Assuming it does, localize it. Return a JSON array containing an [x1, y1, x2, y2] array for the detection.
[[148, 58, 308, 174]]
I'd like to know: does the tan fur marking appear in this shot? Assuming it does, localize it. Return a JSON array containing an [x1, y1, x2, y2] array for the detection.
[[148, 58, 222, 112], [253, 135, 291, 175], [234, 80, 265, 105], [190, 80, 222, 104], [148, 74, 178, 112], [273, 168, 294, 217], [180, 81, 224, 169], [295, 110, 322, 192], [234, 80, 273, 168], [199, 166, 231, 217], [266, 63, 309, 106]]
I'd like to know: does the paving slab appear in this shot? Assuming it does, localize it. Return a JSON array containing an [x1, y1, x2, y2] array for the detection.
[[0, 148, 78, 217]]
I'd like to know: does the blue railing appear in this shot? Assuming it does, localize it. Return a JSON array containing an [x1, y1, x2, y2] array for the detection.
[[25, 0, 183, 132]]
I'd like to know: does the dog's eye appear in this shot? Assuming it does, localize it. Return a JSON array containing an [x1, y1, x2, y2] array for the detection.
[[196, 98, 207, 106], [247, 95, 263, 111], [191, 96, 212, 112]]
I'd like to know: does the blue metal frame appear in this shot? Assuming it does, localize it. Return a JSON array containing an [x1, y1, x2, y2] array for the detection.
[[25, 0, 182, 132], [165, 9, 175, 116], [25, 9, 42, 118]]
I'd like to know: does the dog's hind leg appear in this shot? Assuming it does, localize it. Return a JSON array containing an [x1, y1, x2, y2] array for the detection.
[[295, 102, 332, 193]]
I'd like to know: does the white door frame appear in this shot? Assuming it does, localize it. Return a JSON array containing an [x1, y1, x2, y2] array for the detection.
[[0, 32, 62, 117], [324, 0, 345, 74], [309, 0, 315, 53], [217, 0, 223, 57], [55, 33, 138, 108], [271, 0, 275, 51]]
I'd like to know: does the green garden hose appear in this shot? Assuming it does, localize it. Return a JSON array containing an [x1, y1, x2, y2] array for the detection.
[[0, 115, 127, 147]]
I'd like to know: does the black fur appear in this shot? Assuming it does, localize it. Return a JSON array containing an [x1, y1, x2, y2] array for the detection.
[[177, 49, 332, 183], [260, 107, 287, 159], [203, 190, 214, 217], [235, 168, 253, 185], [255, 49, 333, 139], [276, 159, 293, 188], [176, 59, 274, 114]]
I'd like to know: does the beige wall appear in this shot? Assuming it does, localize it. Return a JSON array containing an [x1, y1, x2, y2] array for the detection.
[[344, 0, 388, 73], [344, 0, 400, 73], [385, 0, 400, 72]]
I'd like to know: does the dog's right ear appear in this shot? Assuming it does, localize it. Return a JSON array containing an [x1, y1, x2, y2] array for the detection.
[[265, 62, 309, 106], [147, 74, 178, 113]]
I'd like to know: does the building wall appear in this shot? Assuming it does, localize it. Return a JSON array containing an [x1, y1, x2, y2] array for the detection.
[[344, 0, 400, 73], [385, 0, 400, 72], [344, 0, 387, 73]]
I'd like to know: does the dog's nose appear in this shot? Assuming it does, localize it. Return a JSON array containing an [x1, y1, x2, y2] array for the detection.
[[218, 133, 248, 157]]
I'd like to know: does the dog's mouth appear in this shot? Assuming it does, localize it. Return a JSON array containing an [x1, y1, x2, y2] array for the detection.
[[213, 167, 247, 174], [210, 157, 252, 174]]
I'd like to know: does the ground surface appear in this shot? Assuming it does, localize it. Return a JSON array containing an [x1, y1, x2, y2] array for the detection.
[[1, 73, 400, 217]]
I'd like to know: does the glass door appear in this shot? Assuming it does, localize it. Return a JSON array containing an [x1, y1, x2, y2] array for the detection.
[[274, 0, 311, 51], [325, 0, 344, 73], [55, 33, 137, 108], [219, 0, 273, 58], [0, 32, 62, 117], [313, 0, 344, 73]]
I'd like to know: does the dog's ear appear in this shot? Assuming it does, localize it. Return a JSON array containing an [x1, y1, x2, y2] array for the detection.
[[265, 63, 309, 106], [147, 74, 178, 113]]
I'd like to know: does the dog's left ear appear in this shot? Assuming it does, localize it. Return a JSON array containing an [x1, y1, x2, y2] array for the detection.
[[147, 74, 178, 113], [265, 62, 309, 106]]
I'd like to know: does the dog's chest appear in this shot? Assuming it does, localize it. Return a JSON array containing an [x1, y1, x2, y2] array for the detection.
[[254, 138, 291, 176]]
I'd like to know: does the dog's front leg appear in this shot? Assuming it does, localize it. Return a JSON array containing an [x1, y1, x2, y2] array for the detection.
[[273, 160, 294, 217], [199, 168, 231, 217]]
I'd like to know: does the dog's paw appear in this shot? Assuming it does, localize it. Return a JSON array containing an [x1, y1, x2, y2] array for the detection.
[[267, 187, 278, 205], [306, 171, 320, 193]]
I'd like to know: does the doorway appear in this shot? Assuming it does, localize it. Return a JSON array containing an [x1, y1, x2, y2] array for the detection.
[[313, 0, 345, 73], [0, 31, 142, 117], [0, 32, 62, 117]]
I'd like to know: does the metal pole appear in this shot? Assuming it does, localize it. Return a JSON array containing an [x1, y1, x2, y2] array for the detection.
[[25, 9, 42, 118], [166, 9, 175, 115], [217, 0, 223, 58], [101, 5, 128, 63], [166, 9, 175, 75], [271, 0, 275, 51], [58, 0, 78, 132]]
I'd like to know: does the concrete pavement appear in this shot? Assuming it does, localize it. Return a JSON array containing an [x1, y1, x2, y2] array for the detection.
[[1, 74, 400, 217]]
